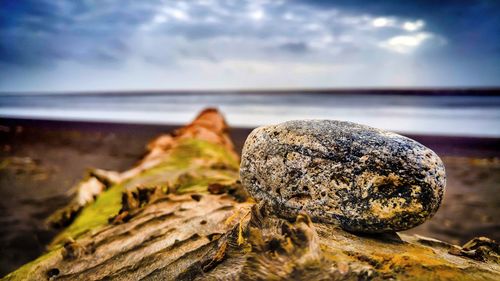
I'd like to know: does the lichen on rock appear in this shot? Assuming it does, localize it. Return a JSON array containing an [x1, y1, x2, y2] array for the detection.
[[240, 120, 446, 233]]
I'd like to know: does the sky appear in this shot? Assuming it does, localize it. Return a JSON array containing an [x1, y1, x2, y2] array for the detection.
[[1, 0, 499, 92]]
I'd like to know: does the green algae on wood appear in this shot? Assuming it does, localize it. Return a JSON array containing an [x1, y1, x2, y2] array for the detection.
[[51, 138, 239, 247]]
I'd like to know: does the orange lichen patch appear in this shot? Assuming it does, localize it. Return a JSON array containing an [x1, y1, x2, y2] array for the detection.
[[370, 198, 423, 220], [237, 221, 246, 246], [410, 184, 422, 196], [375, 245, 448, 272], [317, 229, 497, 280], [356, 172, 402, 198]]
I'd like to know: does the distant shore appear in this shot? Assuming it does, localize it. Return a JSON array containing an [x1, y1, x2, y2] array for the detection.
[[1, 87, 500, 97]]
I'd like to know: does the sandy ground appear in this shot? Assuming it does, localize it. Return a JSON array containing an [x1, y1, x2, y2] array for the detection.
[[0, 119, 499, 276]]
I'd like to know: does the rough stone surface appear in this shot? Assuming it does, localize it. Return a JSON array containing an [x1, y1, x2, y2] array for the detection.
[[240, 120, 446, 233]]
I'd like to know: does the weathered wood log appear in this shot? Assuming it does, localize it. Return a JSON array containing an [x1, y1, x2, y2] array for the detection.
[[3, 109, 499, 280]]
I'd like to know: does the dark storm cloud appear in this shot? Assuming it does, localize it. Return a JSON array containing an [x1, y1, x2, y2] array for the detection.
[[0, 0, 154, 66]]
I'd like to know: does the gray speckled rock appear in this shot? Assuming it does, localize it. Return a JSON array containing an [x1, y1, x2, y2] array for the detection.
[[240, 120, 446, 233]]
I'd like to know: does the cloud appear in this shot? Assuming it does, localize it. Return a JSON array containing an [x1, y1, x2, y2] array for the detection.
[[403, 20, 425, 31], [370, 17, 425, 32], [1, 0, 499, 90], [380, 33, 433, 54], [372, 17, 397, 28], [0, 0, 440, 66]]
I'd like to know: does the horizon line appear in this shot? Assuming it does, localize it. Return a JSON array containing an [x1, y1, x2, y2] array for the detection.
[[1, 87, 500, 96]]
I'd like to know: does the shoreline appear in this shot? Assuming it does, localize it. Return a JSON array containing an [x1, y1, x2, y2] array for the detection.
[[2, 92, 499, 138], [2, 117, 499, 157], [1, 87, 500, 97]]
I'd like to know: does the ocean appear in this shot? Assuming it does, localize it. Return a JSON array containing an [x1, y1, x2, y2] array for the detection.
[[1, 91, 499, 137]]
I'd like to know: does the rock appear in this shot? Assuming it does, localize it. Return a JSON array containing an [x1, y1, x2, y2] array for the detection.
[[240, 120, 446, 233]]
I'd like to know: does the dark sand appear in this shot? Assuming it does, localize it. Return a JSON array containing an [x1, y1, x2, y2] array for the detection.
[[0, 118, 499, 276]]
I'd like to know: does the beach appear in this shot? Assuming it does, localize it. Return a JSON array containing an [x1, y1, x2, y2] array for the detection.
[[0, 117, 499, 276]]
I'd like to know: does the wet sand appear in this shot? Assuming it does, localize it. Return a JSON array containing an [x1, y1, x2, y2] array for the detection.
[[0, 118, 499, 276]]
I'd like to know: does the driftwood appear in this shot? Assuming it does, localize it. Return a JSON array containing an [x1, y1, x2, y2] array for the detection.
[[3, 109, 499, 280]]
